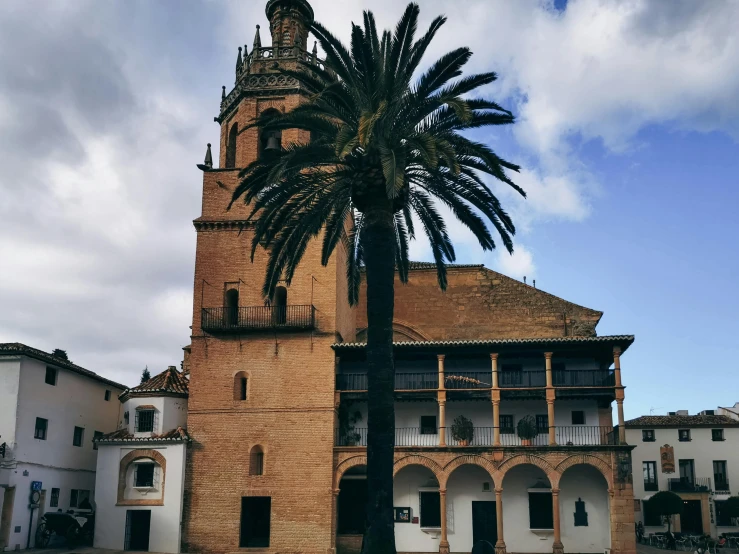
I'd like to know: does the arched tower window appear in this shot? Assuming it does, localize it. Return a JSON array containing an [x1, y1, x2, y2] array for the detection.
[[273, 286, 287, 325], [226, 122, 238, 168], [234, 371, 248, 401], [225, 288, 239, 326], [250, 446, 265, 476], [259, 109, 282, 159]]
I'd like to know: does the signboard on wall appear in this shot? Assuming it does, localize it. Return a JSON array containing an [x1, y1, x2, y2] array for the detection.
[[660, 445, 675, 474], [394, 507, 411, 523], [30, 481, 42, 491]]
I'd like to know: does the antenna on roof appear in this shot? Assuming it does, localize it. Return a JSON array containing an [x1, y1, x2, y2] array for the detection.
[[523, 276, 527, 284], [533, 279, 536, 288]]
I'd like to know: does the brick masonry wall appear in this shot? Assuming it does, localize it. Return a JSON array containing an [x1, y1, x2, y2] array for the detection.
[[357, 267, 603, 341]]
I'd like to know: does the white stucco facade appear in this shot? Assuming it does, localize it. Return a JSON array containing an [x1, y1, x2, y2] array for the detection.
[[0, 347, 124, 551]]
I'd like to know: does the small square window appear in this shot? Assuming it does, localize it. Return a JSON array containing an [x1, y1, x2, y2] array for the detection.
[[136, 409, 155, 433], [34, 417, 48, 440], [642, 430, 655, 442], [420, 416, 437, 435], [104, 390, 111, 401], [45, 367, 57, 386], [50, 488, 60, 508], [135, 463, 156, 487], [500, 415, 514, 434], [536, 414, 549, 433], [712, 429, 725, 442], [678, 429, 691, 442], [93, 431, 104, 450], [571, 411, 585, 425], [72, 426, 84, 447]]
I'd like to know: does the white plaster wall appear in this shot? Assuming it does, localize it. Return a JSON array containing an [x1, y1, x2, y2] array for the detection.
[[502, 465, 553, 553], [161, 397, 188, 432], [559, 464, 610, 553], [627, 426, 739, 536], [0, 358, 20, 457], [94, 443, 186, 554], [124, 397, 165, 435], [394, 465, 442, 553], [446, 465, 496, 553]]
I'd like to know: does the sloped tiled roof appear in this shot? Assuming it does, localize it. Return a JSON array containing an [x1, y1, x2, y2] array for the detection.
[[407, 261, 484, 270], [333, 335, 635, 350], [625, 415, 739, 428], [0, 342, 126, 389], [119, 366, 188, 401], [94, 426, 190, 444]]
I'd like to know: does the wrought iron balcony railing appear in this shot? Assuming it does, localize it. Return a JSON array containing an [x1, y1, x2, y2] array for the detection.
[[715, 480, 731, 494], [553, 369, 615, 387], [201, 305, 315, 333], [668, 477, 712, 493], [498, 370, 547, 388]]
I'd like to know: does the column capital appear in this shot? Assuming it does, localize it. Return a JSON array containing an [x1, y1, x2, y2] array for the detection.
[[495, 487, 504, 494], [544, 351, 554, 360], [490, 352, 499, 360], [332, 488, 341, 496], [492, 398, 500, 405], [437, 354, 446, 361], [439, 488, 447, 495], [438, 400, 446, 407], [613, 346, 622, 356], [551, 488, 560, 495]]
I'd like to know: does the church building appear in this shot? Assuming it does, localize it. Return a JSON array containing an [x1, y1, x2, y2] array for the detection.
[[182, 1, 638, 554]]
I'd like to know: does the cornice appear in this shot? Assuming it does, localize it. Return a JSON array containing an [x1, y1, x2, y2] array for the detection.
[[193, 219, 255, 232]]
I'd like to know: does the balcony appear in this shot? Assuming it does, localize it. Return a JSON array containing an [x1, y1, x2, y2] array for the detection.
[[667, 477, 712, 493], [201, 305, 315, 333], [553, 369, 615, 387], [715, 481, 731, 495], [499, 370, 546, 388], [335, 425, 619, 447]]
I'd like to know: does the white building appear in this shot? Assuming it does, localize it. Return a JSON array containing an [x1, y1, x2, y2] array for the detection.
[[626, 407, 739, 538], [0, 343, 125, 551], [93, 366, 189, 553]]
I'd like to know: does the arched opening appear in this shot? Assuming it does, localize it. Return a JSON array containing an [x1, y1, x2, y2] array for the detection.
[[117, 450, 167, 506], [273, 286, 287, 325], [501, 464, 553, 553], [337, 465, 367, 537], [225, 288, 239, 326], [250, 445, 264, 476], [559, 464, 610, 553], [259, 108, 282, 159], [234, 371, 248, 401], [394, 464, 441, 553], [226, 122, 238, 168], [446, 464, 497, 552]]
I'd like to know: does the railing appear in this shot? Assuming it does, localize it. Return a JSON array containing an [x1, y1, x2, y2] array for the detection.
[[444, 372, 492, 389], [553, 370, 615, 387], [715, 481, 731, 494], [499, 371, 547, 388], [395, 373, 439, 390], [201, 305, 315, 332], [336, 425, 618, 447], [668, 477, 712, 493], [336, 373, 368, 391]]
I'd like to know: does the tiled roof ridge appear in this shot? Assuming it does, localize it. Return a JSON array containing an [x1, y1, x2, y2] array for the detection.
[[625, 414, 739, 427], [0, 342, 127, 389], [121, 365, 189, 400], [333, 335, 635, 349], [95, 426, 190, 443]]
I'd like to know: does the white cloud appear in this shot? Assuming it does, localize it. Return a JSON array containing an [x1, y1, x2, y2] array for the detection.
[[493, 244, 536, 281]]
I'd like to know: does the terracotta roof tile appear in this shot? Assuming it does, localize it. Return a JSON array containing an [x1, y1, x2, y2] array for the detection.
[[333, 335, 635, 349], [625, 415, 739, 428], [94, 426, 190, 443], [120, 366, 188, 401]]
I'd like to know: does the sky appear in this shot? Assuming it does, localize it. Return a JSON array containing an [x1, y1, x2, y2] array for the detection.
[[0, 0, 738, 419]]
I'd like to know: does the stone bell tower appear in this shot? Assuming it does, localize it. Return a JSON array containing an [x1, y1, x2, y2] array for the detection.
[[183, 1, 355, 552]]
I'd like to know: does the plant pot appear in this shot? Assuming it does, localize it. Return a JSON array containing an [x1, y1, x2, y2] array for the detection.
[[458, 439, 470, 446], [521, 438, 532, 446]]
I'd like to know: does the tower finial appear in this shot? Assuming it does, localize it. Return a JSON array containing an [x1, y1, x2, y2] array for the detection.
[[204, 143, 213, 169], [253, 24, 262, 50], [236, 46, 243, 74], [221, 85, 226, 101]]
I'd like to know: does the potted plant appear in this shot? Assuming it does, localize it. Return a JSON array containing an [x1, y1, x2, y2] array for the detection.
[[517, 415, 538, 446], [338, 403, 363, 446], [451, 415, 474, 446]]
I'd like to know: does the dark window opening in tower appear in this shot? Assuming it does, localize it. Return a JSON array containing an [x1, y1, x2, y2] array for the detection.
[[226, 123, 238, 168], [225, 288, 239, 326], [274, 286, 287, 325], [259, 109, 282, 159]]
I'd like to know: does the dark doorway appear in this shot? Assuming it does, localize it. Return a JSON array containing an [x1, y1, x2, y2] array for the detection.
[[124, 510, 151, 551], [472, 501, 497, 546], [273, 286, 287, 325], [225, 289, 239, 326], [337, 478, 367, 534], [226, 123, 238, 168], [681, 500, 703, 534], [240, 496, 271, 547]]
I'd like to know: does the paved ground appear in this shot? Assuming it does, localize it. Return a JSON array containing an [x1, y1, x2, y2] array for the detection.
[[30, 547, 164, 554]]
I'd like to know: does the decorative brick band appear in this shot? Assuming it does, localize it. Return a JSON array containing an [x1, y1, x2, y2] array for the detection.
[[117, 448, 167, 507]]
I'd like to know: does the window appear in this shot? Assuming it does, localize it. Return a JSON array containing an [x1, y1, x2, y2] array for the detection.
[[50, 488, 60, 508], [419, 491, 441, 528], [712, 429, 725, 441], [714, 460, 729, 492], [500, 415, 514, 434], [234, 373, 248, 401], [273, 286, 287, 325], [34, 417, 48, 440], [528, 492, 553, 529], [225, 288, 239, 326], [250, 446, 265, 476], [240, 497, 271, 547], [104, 390, 111, 401], [642, 430, 656, 442], [73, 426, 84, 447], [678, 429, 691, 442], [70, 489, 90, 509], [45, 367, 57, 386], [135, 409, 155, 433], [93, 430, 104, 450], [643, 461, 658, 491], [716, 501, 735, 527], [571, 411, 585, 425], [643, 500, 663, 526], [679, 459, 695, 484], [420, 416, 437, 435], [135, 463, 156, 488], [226, 122, 238, 168], [536, 414, 549, 434]]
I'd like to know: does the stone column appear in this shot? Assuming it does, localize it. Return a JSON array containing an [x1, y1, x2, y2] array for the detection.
[[613, 346, 622, 387], [495, 487, 506, 554], [545, 352, 556, 445], [552, 488, 564, 554], [440, 489, 450, 554], [439, 399, 447, 447], [616, 395, 626, 444], [438, 354, 446, 390], [491, 353, 501, 446], [330, 488, 340, 554]]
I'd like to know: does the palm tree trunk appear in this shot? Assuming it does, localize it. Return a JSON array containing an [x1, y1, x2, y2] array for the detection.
[[361, 204, 397, 554]]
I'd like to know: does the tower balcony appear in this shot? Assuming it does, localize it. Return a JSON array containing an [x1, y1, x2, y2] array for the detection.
[[201, 305, 315, 334]]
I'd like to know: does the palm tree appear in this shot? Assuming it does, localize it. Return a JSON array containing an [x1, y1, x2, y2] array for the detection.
[[230, 4, 524, 552]]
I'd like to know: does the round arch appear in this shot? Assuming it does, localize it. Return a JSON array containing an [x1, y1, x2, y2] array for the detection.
[[496, 453, 559, 485], [334, 455, 367, 488], [117, 449, 167, 505], [393, 455, 444, 481], [441, 455, 497, 489], [553, 454, 613, 489]]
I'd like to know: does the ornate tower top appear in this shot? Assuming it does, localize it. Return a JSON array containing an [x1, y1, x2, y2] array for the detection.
[[265, 0, 314, 50]]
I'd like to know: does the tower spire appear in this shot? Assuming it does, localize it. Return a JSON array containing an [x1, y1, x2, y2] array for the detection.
[[235, 46, 243, 76], [253, 25, 262, 50]]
